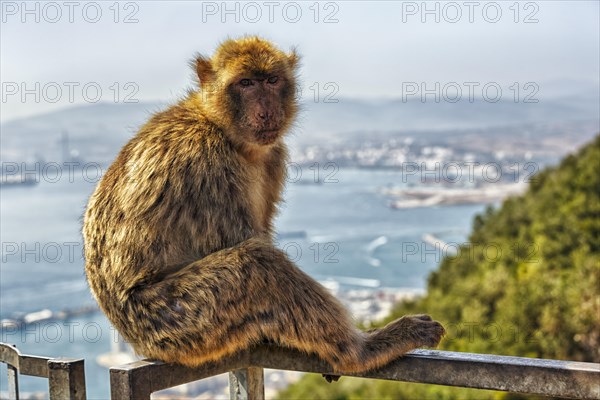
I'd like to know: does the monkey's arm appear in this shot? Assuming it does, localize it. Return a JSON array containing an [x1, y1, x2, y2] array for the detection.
[[84, 113, 261, 297]]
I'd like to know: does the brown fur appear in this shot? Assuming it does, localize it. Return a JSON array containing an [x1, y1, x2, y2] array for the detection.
[[83, 36, 444, 374]]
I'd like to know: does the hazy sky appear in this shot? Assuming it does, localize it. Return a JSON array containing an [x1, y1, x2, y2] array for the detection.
[[1, 1, 599, 121]]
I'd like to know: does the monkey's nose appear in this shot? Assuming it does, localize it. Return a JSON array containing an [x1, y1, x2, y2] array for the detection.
[[257, 111, 273, 123]]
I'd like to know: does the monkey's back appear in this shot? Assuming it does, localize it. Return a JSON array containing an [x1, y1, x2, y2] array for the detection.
[[82, 100, 259, 332]]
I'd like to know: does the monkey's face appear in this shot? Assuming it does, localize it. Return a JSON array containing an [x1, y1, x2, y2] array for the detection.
[[194, 37, 299, 148], [226, 73, 294, 146]]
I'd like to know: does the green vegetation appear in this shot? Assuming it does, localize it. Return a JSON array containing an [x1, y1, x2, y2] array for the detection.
[[278, 136, 600, 399]]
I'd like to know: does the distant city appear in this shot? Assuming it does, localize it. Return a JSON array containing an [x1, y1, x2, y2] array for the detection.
[[3, 109, 596, 208]]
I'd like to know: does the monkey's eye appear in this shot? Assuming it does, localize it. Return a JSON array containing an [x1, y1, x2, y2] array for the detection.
[[267, 76, 279, 84], [240, 79, 252, 87]]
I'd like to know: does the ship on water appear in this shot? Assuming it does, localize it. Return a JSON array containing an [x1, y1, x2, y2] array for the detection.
[[0, 174, 38, 187], [0, 130, 85, 188]]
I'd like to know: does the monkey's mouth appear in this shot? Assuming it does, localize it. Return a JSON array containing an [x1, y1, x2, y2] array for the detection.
[[255, 129, 280, 145]]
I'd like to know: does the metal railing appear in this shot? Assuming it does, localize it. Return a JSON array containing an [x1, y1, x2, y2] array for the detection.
[[2, 340, 598, 399], [110, 345, 600, 400], [0, 343, 86, 400]]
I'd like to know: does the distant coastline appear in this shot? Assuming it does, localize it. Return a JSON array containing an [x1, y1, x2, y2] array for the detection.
[[383, 182, 527, 208]]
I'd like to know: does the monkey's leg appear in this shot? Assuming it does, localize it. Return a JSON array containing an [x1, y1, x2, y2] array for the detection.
[[124, 238, 443, 373]]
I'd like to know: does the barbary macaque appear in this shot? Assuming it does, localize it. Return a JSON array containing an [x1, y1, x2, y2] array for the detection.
[[83, 36, 444, 374]]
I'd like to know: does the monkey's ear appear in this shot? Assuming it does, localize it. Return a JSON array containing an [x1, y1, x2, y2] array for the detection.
[[287, 48, 300, 70], [193, 54, 215, 85]]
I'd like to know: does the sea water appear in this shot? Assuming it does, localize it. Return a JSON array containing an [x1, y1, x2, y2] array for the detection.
[[0, 167, 485, 398]]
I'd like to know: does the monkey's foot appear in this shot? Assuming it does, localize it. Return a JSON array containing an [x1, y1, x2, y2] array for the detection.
[[322, 374, 341, 383], [383, 314, 445, 349], [409, 314, 445, 348]]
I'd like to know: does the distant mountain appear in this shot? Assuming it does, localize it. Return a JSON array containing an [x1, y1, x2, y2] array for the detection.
[[0, 102, 162, 164], [1, 92, 598, 164], [301, 92, 599, 137]]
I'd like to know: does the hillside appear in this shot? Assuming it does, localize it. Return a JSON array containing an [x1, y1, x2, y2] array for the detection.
[[278, 135, 600, 399]]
